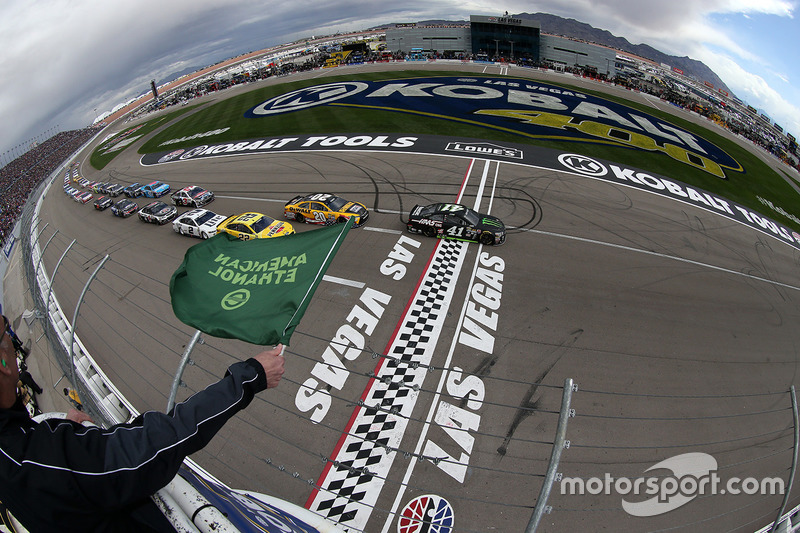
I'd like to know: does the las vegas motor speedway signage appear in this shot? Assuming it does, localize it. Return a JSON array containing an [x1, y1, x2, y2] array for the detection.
[[141, 132, 800, 251]]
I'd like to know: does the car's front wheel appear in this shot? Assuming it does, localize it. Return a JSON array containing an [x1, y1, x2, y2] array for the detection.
[[479, 232, 495, 245], [201, 232, 210, 239], [423, 226, 436, 238]]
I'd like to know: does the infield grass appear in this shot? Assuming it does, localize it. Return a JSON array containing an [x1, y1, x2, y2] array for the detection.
[[126, 70, 800, 232]]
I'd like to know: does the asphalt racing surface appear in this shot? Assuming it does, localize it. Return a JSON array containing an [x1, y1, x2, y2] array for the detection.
[[35, 63, 800, 532]]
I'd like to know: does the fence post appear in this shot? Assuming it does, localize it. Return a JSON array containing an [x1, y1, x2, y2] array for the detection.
[[167, 330, 203, 412], [67, 254, 109, 401], [45, 239, 76, 311], [770, 385, 798, 532], [32, 228, 57, 299], [526, 378, 575, 532], [32, 221, 48, 244]]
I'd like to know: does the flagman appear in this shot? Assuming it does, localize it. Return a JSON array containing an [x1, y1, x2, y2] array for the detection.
[[0, 312, 285, 532]]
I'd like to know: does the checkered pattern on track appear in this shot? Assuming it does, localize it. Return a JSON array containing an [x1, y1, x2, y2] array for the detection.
[[308, 239, 468, 530]]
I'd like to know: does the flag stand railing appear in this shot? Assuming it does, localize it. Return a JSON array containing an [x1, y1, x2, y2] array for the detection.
[[167, 330, 203, 412]]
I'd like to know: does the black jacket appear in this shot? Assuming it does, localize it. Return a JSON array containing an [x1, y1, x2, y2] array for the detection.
[[0, 358, 267, 532]]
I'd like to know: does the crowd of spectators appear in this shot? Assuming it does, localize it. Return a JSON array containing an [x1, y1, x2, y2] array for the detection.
[[0, 128, 98, 245]]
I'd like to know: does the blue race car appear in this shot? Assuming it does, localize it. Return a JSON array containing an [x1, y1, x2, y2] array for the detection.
[[140, 180, 171, 198]]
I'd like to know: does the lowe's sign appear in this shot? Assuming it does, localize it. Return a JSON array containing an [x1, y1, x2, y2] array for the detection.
[[245, 77, 742, 180]]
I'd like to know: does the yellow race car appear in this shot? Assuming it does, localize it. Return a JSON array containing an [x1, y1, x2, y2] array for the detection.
[[217, 212, 294, 240], [284, 193, 369, 227]]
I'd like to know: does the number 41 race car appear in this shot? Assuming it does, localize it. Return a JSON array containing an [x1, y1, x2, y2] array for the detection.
[[407, 203, 506, 245]]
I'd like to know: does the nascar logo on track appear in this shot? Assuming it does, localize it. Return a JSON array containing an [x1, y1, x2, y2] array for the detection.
[[398, 495, 454, 533]]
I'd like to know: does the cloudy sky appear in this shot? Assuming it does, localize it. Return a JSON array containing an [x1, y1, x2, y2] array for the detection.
[[1, 0, 798, 161]]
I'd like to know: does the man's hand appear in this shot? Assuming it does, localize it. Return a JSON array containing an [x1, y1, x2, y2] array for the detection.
[[66, 408, 95, 425], [253, 344, 285, 389]]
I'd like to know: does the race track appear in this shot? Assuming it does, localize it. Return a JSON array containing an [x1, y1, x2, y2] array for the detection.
[[34, 63, 800, 532]]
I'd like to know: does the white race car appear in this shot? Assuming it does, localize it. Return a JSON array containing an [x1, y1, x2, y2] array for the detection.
[[172, 208, 227, 239]]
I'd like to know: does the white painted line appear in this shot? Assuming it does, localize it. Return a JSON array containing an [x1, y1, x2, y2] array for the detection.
[[363, 226, 402, 234], [473, 159, 491, 211], [322, 275, 364, 288], [518, 227, 800, 292], [216, 195, 284, 203]]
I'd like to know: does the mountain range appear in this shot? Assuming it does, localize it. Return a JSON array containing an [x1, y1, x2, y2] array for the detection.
[[519, 13, 732, 95]]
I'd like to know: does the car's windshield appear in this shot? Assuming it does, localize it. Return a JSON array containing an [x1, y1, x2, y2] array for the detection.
[[460, 208, 480, 225], [251, 215, 276, 233], [196, 212, 216, 224], [188, 186, 204, 196], [327, 196, 348, 211]]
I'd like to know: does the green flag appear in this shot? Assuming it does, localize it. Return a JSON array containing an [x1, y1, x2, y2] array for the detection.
[[170, 219, 353, 345]]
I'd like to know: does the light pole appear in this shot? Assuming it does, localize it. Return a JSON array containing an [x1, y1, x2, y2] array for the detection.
[[508, 40, 515, 61], [493, 39, 499, 60]]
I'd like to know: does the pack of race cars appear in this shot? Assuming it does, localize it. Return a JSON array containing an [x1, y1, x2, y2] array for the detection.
[[63, 168, 507, 245]]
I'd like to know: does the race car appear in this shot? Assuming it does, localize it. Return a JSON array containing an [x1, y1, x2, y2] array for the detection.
[[74, 191, 93, 204], [173, 208, 227, 239], [124, 183, 143, 198], [171, 185, 215, 207], [138, 201, 177, 224], [139, 180, 171, 198], [111, 198, 139, 218], [284, 193, 369, 227], [406, 203, 506, 245], [93, 196, 113, 211], [217, 212, 294, 240], [106, 184, 125, 197]]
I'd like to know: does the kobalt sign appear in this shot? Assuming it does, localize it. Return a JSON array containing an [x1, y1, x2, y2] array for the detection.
[[149, 134, 419, 162], [558, 153, 799, 247], [245, 77, 742, 180]]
